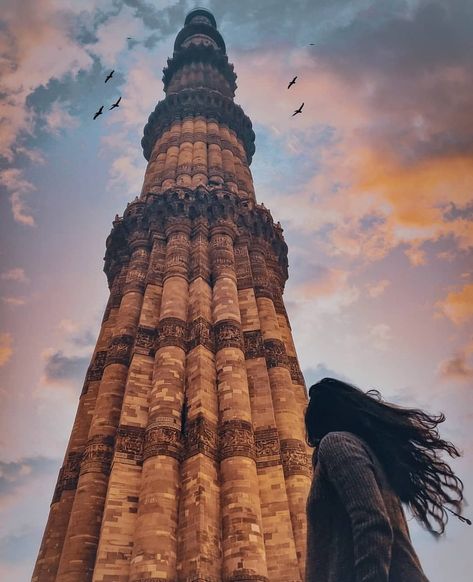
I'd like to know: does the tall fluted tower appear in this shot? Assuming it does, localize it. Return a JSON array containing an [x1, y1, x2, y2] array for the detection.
[[33, 8, 311, 582]]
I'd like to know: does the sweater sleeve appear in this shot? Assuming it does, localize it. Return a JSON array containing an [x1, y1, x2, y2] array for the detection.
[[318, 432, 393, 582]]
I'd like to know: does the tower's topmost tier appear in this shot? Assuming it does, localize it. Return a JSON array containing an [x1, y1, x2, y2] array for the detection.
[[141, 8, 255, 164], [175, 7, 225, 53]]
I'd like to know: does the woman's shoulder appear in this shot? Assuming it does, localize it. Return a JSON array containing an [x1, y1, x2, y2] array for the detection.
[[318, 431, 371, 460]]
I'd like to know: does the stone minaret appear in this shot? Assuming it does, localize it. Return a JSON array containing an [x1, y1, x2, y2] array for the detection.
[[33, 8, 311, 582]]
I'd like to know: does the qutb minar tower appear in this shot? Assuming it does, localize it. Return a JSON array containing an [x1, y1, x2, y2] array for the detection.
[[33, 8, 311, 582]]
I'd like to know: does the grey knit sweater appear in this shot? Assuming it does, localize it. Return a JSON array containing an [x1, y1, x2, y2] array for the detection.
[[305, 431, 429, 582]]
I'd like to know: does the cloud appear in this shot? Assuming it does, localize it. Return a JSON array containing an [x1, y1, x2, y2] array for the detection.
[[1, 296, 27, 307], [436, 283, 473, 325], [367, 323, 392, 351], [229, 1, 473, 267], [0, 333, 13, 367], [303, 363, 354, 388], [42, 349, 89, 386], [290, 266, 360, 315], [366, 279, 390, 298], [438, 339, 473, 381], [0, 169, 36, 226], [404, 245, 427, 267], [0, 527, 41, 564], [0, 268, 28, 283], [42, 100, 79, 135], [0, 456, 58, 502]]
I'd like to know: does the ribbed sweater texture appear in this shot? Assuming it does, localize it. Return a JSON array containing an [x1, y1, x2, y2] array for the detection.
[[305, 431, 429, 582]]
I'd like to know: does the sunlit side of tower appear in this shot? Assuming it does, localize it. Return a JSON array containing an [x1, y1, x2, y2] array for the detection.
[[33, 8, 311, 582]]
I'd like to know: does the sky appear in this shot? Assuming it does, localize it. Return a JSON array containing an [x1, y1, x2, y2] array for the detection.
[[0, 0, 472, 580]]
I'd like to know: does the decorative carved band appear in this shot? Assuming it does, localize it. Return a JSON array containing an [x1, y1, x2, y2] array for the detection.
[[135, 326, 158, 357], [254, 427, 281, 469], [116, 425, 145, 462], [80, 435, 115, 476], [280, 439, 312, 478], [147, 243, 166, 285], [106, 334, 134, 366], [271, 290, 287, 316], [157, 317, 187, 350], [144, 423, 181, 460], [187, 317, 214, 352], [243, 330, 265, 360], [227, 573, 269, 582], [208, 165, 224, 178], [219, 419, 255, 461], [214, 319, 243, 351], [123, 265, 147, 293], [183, 414, 218, 460], [264, 338, 289, 369], [51, 450, 83, 503], [86, 350, 108, 382], [253, 285, 273, 300], [234, 244, 253, 290], [288, 355, 305, 385]]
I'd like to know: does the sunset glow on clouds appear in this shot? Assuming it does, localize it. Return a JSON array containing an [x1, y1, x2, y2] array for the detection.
[[1, 1, 472, 580]]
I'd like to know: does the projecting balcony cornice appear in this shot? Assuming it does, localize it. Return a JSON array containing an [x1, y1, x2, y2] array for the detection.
[[103, 186, 288, 286]]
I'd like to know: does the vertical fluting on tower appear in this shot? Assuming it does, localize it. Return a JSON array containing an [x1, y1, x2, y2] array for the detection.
[[210, 223, 269, 581], [55, 239, 148, 582], [176, 217, 221, 581], [34, 8, 311, 581], [92, 233, 165, 582]]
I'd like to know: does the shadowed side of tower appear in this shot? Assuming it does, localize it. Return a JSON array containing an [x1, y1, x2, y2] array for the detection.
[[32, 8, 311, 582]]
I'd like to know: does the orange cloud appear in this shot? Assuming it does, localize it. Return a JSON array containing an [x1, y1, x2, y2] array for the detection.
[[0, 332, 13, 366], [436, 283, 473, 325], [232, 44, 473, 264]]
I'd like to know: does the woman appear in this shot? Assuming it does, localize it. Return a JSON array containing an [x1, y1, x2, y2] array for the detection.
[[305, 377, 468, 582]]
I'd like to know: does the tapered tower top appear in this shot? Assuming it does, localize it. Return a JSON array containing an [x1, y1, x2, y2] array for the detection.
[[184, 7, 217, 28], [141, 6, 255, 164], [175, 7, 226, 52]]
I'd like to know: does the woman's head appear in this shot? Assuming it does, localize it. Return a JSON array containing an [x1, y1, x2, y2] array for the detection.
[[305, 377, 379, 445], [305, 377, 466, 535]]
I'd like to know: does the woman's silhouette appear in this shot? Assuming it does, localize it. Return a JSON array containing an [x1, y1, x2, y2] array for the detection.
[[305, 377, 467, 582]]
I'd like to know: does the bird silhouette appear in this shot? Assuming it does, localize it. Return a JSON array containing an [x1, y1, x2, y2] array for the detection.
[[292, 102, 304, 116], [287, 76, 297, 89], [105, 70, 114, 83], [110, 96, 122, 110], [127, 37, 133, 40], [93, 106, 104, 120], [309, 43, 316, 46]]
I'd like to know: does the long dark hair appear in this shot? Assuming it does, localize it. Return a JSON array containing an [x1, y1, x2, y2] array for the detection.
[[305, 377, 467, 535]]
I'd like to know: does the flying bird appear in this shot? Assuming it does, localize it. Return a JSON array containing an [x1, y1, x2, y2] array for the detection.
[[292, 102, 304, 116], [110, 96, 122, 110], [287, 76, 297, 89], [309, 43, 316, 46], [93, 106, 104, 120], [105, 70, 114, 83], [127, 37, 133, 40]]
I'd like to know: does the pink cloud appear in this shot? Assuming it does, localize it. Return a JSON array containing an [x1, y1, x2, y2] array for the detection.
[[366, 279, 391, 298], [2, 296, 27, 307], [0, 268, 28, 283], [0, 169, 36, 226], [438, 341, 473, 381]]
